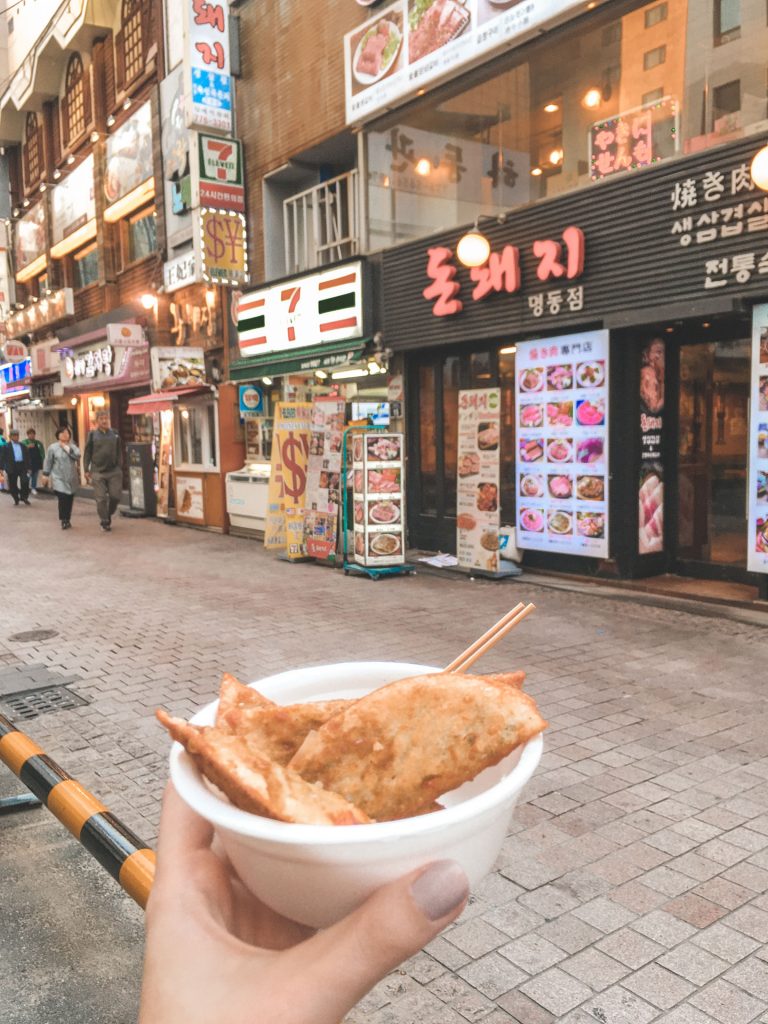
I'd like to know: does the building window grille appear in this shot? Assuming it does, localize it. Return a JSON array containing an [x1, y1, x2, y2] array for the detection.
[[23, 112, 41, 189]]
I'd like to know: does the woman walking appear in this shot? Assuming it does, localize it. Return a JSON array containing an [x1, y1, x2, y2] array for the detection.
[[41, 425, 81, 529]]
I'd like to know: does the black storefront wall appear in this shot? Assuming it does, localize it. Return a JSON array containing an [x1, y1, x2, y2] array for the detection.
[[382, 136, 768, 581]]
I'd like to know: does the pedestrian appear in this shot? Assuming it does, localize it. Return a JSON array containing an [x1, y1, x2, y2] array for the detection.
[[40, 425, 81, 530], [23, 428, 45, 495], [0, 427, 6, 492], [0, 428, 32, 505], [84, 409, 122, 532]]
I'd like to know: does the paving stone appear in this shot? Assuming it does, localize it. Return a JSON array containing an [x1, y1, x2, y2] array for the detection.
[[662, 893, 729, 929], [499, 933, 566, 974], [559, 947, 630, 991], [689, 979, 766, 1024], [691, 923, 761, 964], [631, 910, 697, 948], [659, 943, 729, 986], [653, 1008, 720, 1024], [572, 897, 637, 934], [457, 953, 528, 1000], [583, 984, 660, 1024], [519, 967, 593, 1017], [725, 906, 768, 944], [444, 920, 510, 959], [535, 913, 603, 954], [495, 990, 554, 1024], [596, 927, 666, 969]]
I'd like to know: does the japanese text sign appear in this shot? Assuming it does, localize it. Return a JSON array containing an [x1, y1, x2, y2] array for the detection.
[[590, 97, 679, 182]]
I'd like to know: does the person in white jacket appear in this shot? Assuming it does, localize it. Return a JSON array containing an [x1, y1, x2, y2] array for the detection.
[[41, 425, 81, 530]]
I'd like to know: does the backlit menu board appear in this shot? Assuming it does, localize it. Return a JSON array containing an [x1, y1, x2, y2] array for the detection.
[[515, 330, 609, 557], [456, 388, 501, 573], [352, 432, 405, 566], [748, 304, 768, 573]]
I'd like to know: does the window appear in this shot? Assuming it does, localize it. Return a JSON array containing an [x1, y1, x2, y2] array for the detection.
[[715, 0, 740, 44], [62, 53, 90, 148], [23, 112, 41, 189], [643, 45, 666, 70], [176, 403, 217, 469], [117, 0, 150, 89], [73, 243, 99, 289], [126, 206, 157, 263], [712, 80, 741, 125], [642, 87, 665, 106], [645, 3, 668, 27]]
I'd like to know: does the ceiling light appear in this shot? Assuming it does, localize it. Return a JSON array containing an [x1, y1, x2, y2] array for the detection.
[[500, 346, 517, 354], [123, 97, 132, 111], [39, 182, 47, 192], [70, 397, 78, 406], [315, 370, 328, 380], [22, 198, 30, 207], [52, 168, 61, 180], [544, 102, 559, 113], [582, 88, 602, 109], [665, 326, 674, 333], [531, 166, 543, 177], [90, 130, 100, 143], [331, 368, 368, 380], [415, 158, 432, 176], [456, 230, 490, 268], [106, 114, 116, 127], [261, 376, 273, 385], [205, 288, 216, 305], [140, 292, 156, 310], [751, 144, 768, 191], [67, 153, 75, 165], [702, 322, 711, 328], [549, 148, 564, 165], [12, 207, 19, 217]]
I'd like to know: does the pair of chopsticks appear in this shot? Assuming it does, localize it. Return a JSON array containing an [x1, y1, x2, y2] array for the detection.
[[444, 603, 535, 674]]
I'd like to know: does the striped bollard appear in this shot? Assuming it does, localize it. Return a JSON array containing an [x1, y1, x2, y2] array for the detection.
[[0, 713, 156, 909]]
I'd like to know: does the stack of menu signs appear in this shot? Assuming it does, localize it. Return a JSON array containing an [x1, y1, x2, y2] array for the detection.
[[304, 396, 346, 560], [352, 432, 405, 567], [515, 330, 609, 558], [456, 388, 501, 573], [748, 304, 768, 573]]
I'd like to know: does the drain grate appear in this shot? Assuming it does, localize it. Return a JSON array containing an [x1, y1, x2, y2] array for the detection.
[[7, 629, 59, 644], [0, 685, 88, 721]]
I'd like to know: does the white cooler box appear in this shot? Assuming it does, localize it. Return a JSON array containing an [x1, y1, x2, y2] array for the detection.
[[226, 464, 271, 538]]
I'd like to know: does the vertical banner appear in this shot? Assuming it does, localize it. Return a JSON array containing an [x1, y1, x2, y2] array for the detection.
[[748, 304, 768, 572], [515, 330, 610, 557], [456, 388, 501, 573], [156, 411, 174, 518], [264, 402, 312, 553], [638, 338, 665, 554], [185, 0, 233, 132], [304, 397, 345, 560]]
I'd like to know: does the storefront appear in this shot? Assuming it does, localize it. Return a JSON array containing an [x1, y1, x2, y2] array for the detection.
[[381, 135, 768, 594]]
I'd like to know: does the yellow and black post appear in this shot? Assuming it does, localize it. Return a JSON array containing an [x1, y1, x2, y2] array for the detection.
[[0, 713, 156, 909]]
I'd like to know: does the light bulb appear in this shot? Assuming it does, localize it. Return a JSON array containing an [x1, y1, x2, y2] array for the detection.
[[582, 88, 602, 109], [415, 158, 432, 176], [751, 145, 768, 191], [456, 231, 490, 268]]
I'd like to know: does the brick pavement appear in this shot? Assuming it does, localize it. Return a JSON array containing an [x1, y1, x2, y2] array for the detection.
[[2, 493, 768, 1022]]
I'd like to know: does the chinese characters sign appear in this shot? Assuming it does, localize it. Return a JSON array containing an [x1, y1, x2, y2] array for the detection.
[[748, 304, 768, 574], [515, 331, 609, 559], [186, 0, 232, 131], [590, 97, 679, 181], [345, 0, 588, 125], [456, 388, 501, 573], [200, 209, 248, 286]]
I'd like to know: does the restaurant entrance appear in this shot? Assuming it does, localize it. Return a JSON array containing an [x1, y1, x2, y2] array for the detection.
[[674, 335, 751, 579]]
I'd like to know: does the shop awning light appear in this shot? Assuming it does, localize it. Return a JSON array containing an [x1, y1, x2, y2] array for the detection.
[[415, 158, 432, 176], [261, 376, 273, 385], [582, 87, 602, 109], [315, 370, 328, 380], [500, 346, 517, 354], [751, 144, 768, 192], [331, 368, 368, 380], [456, 230, 491, 268], [544, 102, 559, 113]]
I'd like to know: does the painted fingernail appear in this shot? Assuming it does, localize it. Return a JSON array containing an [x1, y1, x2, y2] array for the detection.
[[410, 860, 469, 921]]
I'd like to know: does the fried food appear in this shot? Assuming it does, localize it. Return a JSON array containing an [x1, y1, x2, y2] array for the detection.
[[221, 700, 350, 765], [288, 670, 545, 821], [216, 672, 274, 727], [156, 710, 371, 825]]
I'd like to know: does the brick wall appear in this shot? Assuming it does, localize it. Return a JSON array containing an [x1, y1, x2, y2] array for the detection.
[[236, 0, 365, 283]]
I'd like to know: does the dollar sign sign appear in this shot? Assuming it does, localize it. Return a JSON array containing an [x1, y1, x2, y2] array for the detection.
[[206, 215, 226, 262], [281, 433, 306, 501]]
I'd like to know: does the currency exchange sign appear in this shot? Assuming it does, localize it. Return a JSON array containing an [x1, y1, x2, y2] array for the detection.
[[200, 208, 248, 286], [264, 402, 313, 552]]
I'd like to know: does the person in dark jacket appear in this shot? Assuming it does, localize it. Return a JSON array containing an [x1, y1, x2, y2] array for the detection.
[[1, 428, 32, 505], [84, 409, 122, 532], [23, 428, 45, 494]]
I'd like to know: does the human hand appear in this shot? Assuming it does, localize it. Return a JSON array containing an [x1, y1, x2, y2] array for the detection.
[[139, 784, 469, 1024]]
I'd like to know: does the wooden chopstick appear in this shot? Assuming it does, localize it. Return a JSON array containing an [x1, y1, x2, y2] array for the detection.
[[443, 603, 525, 673], [453, 603, 536, 673]]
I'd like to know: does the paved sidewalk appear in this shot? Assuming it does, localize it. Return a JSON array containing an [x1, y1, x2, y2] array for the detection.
[[2, 492, 768, 1023]]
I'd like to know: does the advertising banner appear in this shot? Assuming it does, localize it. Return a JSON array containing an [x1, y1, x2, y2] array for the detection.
[[52, 154, 96, 243], [515, 330, 609, 557], [264, 402, 313, 552], [175, 475, 205, 521], [200, 209, 248, 286], [304, 397, 346, 559], [748, 304, 768, 573], [14, 202, 46, 274], [156, 412, 174, 518], [104, 101, 153, 206], [151, 346, 206, 390], [456, 388, 500, 573], [638, 338, 665, 554], [185, 0, 232, 132], [344, 0, 587, 125]]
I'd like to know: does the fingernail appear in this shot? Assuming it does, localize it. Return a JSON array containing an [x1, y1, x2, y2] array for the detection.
[[410, 860, 469, 921]]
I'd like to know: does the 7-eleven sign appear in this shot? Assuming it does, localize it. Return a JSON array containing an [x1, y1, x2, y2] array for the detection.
[[194, 133, 245, 212]]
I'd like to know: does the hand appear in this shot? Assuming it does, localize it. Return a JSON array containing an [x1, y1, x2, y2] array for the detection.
[[139, 785, 468, 1024], [39, 476, 49, 488]]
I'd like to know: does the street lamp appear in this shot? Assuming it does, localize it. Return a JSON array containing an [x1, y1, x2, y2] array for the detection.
[[456, 213, 507, 268]]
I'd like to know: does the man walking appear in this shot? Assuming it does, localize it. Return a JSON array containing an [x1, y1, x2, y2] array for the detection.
[[1, 428, 32, 505], [84, 409, 122, 532], [23, 428, 45, 494]]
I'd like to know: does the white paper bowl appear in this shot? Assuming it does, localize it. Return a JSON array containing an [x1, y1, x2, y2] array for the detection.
[[170, 661, 543, 928]]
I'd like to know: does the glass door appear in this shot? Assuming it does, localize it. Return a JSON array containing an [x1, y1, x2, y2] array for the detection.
[[677, 339, 750, 569]]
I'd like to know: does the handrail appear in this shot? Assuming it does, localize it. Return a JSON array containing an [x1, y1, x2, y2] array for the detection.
[[283, 169, 360, 275]]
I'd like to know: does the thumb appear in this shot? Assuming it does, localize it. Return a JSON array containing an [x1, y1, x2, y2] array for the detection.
[[304, 861, 468, 1016]]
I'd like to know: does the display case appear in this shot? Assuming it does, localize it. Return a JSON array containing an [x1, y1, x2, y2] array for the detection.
[[352, 432, 405, 567]]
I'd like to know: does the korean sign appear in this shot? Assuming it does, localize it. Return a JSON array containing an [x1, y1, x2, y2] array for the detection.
[[456, 388, 501, 573], [185, 0, 232, 132], [237, 261, 364, 356], [200, 208, 248, 286], [195, 133, 245, 212], [59, 343, 150, 391], [344, 0, 588, 125], [748, 304, 768, 574], [515, 331, 609, 559]]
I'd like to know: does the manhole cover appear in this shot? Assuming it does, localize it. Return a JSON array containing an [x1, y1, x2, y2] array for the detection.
[[0, 686, 88, 721], [7, 629, 59, 643]]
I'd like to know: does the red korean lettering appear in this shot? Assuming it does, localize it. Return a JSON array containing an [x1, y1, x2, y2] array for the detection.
[[195, 40, 226, 69], [423, 247, 463, 316], [562, 226, 585, 279], [193, 0, 225, 31], [470, 245, 520, 301], [533, 227, 585, 282]]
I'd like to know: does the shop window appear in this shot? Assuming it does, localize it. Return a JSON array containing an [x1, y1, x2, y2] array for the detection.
[[642, 87, 665, 106], [124, 205, 157, 264], [176, 402, 217, 469], [645, 3, 668, 28], [23, 112, 41, 190], [73, 243, 99, 289], [713, 80, 741, 126], [715, 0, 741, 44], [62, 53, 90, 149], [643, 45, 666, 70]]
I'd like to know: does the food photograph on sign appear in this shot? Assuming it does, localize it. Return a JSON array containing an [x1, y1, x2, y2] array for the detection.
[[514, 332, 609, 558], [750, 307, 768, 573], [104, 102, 153, 205], [638, 338, 665, 555], [350, 2, 405, 94]]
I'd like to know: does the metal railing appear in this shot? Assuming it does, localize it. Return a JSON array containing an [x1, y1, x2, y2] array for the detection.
[[283, 169, 360, 275]]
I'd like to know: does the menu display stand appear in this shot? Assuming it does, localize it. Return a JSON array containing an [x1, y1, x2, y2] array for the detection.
[[340, 426, 414, 580]]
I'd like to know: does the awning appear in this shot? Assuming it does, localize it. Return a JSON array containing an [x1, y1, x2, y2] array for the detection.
[[229, 338, 369, 382], [126, 386, 211, 416]]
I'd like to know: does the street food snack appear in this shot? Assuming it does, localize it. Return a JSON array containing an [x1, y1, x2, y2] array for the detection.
[[159, 667, 546, 825]]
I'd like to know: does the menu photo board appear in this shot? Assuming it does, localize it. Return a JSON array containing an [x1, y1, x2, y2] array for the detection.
[[638, 338, 665, 555], [748, 304, 768, 573], [456, 388, 501, 573], [515, 330, 609, 557], [304, 397, 346, 560], [352, 432, 405, 566]]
